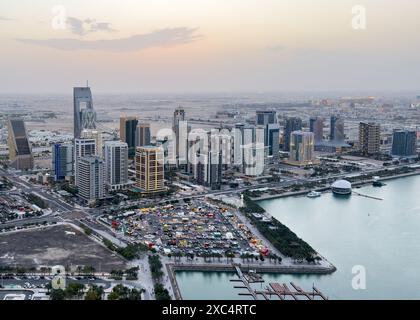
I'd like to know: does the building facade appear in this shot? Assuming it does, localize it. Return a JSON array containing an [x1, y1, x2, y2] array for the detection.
[[135, 146, 165, 193], [135, 122, 151, 147], [81, 129, 103, 158], [74, 87, 96, 139], [310, 117, 324, 143], [77, 156, 105, 202], [74, 138, 96, 187], [359, 122, 381, 156], [104, 141, 129, 191], [52, 143, 74, 181], [7, 119, 34, 171], [391, 130, 417, 157], [284, 117, 303, 151], [289, 131, 315, 164], [330, 115, 345, 143], [120, 116, 138, 157]]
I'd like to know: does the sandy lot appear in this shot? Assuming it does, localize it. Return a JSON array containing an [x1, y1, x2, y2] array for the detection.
[[0, 225, 127, 272]]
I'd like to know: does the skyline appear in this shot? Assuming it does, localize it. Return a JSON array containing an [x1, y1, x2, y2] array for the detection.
[[1, 1, 420, 93]]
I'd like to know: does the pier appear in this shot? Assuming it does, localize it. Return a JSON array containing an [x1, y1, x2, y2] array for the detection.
[[353, 191, 383, 201], [231, 265, 328, 300]]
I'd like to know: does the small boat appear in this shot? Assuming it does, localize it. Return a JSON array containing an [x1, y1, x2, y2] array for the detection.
[[307, 191, 321, 198], [372, 181, 385, 187]]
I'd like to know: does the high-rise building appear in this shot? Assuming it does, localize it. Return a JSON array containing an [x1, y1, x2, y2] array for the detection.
[[74, 138, 96, 186], [52, 143, 74, 181], [7, 119, 34, 171], [256, 110, 277, 126], [120, 116, 138, 157], [256, 111, 279, 159], [266, 124, 280, 158], [310, 117, 324, 143], [391, 130, 417, 157], [135, 146, 165, 193], [289, 131, 315, 164], [104, 141, 129, 191], [81, 129, 103, 158], [233, 124, 265, 176], [193, 131, 226, 189], [330, 116, 345, 143], [74, 87, 96, 139], [172, 107, 190, 168], [284, 117, 302, 151], [77, 156, 105, 202], [233, 124, 255, 167], [135, 122, 151, 147], [359, 122, 381, 156]]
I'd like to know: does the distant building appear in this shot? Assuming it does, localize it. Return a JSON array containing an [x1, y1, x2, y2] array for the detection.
[[77, 156, 105, 202], [391, 130, 417, 157], [135, 122, 151, 147], [74, 87, 96, 139], [283, 117, 302, 151], [120, 116, 138, 157], [81, 129, 103, 158], [310, 117, 324, 143], [135, 146, 165, 193], [330, 116, 345, 143], [74, 138, 96, 187], [256, 110, 277, 126], [104, 141, 129, 191], [7, 119, 33, 170], [289, 131, 315, 164], [52, 143, 74, 181], [359, 122, 381, 156]]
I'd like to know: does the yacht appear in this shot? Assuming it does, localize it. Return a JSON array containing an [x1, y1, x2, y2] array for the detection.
[[307, 191, 321, 198]]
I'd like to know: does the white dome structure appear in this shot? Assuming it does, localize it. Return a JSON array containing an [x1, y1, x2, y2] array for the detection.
[[331, 179, 352, 195]]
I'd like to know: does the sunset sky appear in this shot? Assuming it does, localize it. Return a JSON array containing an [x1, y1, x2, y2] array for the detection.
[[1, 0, 419, 93]]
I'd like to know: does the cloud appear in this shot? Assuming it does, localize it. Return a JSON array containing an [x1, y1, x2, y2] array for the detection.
[[266, 45, 286, 52], [66, 17, 116, 36], [16, 27, 202, 52], [0, 16, 13, 21]]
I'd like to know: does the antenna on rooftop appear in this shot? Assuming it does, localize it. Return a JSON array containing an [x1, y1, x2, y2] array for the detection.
[[86, 80, 89, 87]]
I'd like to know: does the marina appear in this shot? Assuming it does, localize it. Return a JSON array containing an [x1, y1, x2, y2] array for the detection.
[[175, 175, 420, 300]]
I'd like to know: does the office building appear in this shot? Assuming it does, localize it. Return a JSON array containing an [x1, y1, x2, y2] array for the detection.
[[289, 131, 315, 164], [74, 138, 96, 186], [172, 107, 190, 168], [120, 116, 138, 157], [266, 123, 280, 158], [135, 146, 165, 193], [233, 124, 255, 167], [330, 116, 345, 143], [284, 117, 302, 151], [135, 122, 151, 147], [52, 143, 74, 181], [256, 110, 277, 126], [359, 122, 381, 156], [7, 119, 34, 170], [77, 156, 105, 202], [81, 129, 103, 158], [74, 87, 96, 139], [391, 130, 417, 157], [104, 141, 129, 191], [310, 117, 324, 143]]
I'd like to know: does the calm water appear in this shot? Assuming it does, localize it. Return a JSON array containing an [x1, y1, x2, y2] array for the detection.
[[176, 175, 420, 299]]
